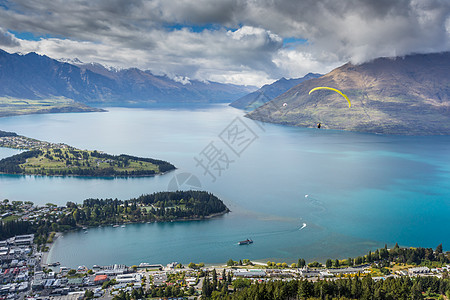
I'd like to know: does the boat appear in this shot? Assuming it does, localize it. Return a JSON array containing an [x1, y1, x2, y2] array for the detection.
[[112, 225, 120, 228], [121, 225, 126, 228], [48, 262, 60, 267], [238, 239, 253, 245]]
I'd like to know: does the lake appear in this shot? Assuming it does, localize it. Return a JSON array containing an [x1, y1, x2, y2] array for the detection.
[[0, 104, 449, 267]]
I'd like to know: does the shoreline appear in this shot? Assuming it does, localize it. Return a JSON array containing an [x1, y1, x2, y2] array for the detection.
[[168, 209, 230, 223], [73, 208, 230, 230], [42, 209, 230, 266], [41, 232, 63, 266], [0, 169, 174, 178]]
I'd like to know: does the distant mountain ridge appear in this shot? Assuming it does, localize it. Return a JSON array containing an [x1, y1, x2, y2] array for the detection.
[[230, 73, 322, 110], [247, 52, 450, 135], [0, 49, 254, 104]]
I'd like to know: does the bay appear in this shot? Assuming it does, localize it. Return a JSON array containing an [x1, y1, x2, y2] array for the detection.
[[0, 104, 448, 267]]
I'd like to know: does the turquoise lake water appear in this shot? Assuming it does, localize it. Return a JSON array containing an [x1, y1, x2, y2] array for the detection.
[[0, 104, 449, 267]]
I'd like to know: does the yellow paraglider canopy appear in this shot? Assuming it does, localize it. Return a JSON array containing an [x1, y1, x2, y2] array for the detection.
[[309, 87, 351, 108]]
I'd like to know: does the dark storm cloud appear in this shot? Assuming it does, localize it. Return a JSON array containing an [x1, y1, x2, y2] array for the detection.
[[0, 0, 449, 85], [0, 0, 158, 48], [0, 28, 20, 47], [156, 0, 243, 24], [238, 0, 450, 63]]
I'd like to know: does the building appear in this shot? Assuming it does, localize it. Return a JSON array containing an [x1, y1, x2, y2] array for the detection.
[[67, 277, 83, 287], [327, 267, 365, 276], [94, 275, 108, 285], [152, 273, 167, 286], [137, 263, 163, 269], [299, 268, 321, 278], [185, 277, 197, 286], [233, 269, 266, 278], [115, 273, 142, 283], [95, 264, 127, 276], [408, 267, 430, 276], [12, 234, 34, 246]]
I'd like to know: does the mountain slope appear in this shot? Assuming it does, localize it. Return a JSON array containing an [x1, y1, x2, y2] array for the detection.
[[247, 52, 450, 135], [0, 49, 254, 104], [230, 73, 322, 110]]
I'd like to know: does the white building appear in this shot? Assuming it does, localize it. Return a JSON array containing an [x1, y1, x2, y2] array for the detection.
[[13, 234, 34, 246], [408, 266, 430, 276], [115, 273, 142, 283]]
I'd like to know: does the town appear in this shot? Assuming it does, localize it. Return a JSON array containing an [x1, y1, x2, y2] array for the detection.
[[1, 233, 449, 300], [0, 202, 449, 299], [0, 134, 69, 151]]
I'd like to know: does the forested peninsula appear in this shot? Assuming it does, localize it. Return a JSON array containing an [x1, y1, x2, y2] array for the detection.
[[0, 131, 175, 176], [1, 190, 230, 247]]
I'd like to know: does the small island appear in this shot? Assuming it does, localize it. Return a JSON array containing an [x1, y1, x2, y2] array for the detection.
[[0, 97, 104, 118], [0, 131, 175, 176], [68, 190, 230, 226], [0, 190, 230, 247]]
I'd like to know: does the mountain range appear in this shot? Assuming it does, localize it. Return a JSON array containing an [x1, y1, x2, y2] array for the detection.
[[1, 49, 449, 135], [229, 73, 322, 111], [247, 52, 450, 135], [0, 49, 254, 104]]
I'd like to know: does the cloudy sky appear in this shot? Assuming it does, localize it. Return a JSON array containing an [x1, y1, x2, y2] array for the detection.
[[0, 0, 449, 86]]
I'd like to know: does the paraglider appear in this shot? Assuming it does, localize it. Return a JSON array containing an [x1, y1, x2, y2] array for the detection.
[[309, 87, 351, 108]]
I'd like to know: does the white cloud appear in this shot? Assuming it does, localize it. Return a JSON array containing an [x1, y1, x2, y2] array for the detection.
[[273, 49, 342, 79], [173, 75, 191, 85], [0, 0, 449, 86]]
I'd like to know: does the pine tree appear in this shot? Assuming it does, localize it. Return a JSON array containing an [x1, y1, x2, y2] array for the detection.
[[222, 268, 226, 282], [202, 277, 212, 298], [212, 268, 217, 291], [334, 259, 340, 268]]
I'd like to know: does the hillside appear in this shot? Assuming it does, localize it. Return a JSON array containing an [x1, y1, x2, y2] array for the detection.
[[0, 97, 104, 117], [230, 73, 322, 111], [0, 49, 254, 105], [0, 132, 175, 176], [0, 148, 175, 176], [247, 52, 450, 135]]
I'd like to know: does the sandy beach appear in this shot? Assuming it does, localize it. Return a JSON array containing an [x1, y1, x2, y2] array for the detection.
[[41, 232, 63, 266]]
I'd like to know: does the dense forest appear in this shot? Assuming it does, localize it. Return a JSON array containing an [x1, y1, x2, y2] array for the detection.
[[0, 150, 41, 173], [90, 152, 176, 173], [61, 190, 230, 227], [0, 148, 175, 176], [320, 243, 449, 269], [0, 130, 17, 137], [0, 219, 33, 240], [219, 276, 450, 300]]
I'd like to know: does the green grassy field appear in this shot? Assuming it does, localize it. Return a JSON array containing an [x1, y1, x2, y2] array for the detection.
[[1, 215, 19, 222], [20, 148, 160, 176], [0, 97, 102, 117]]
